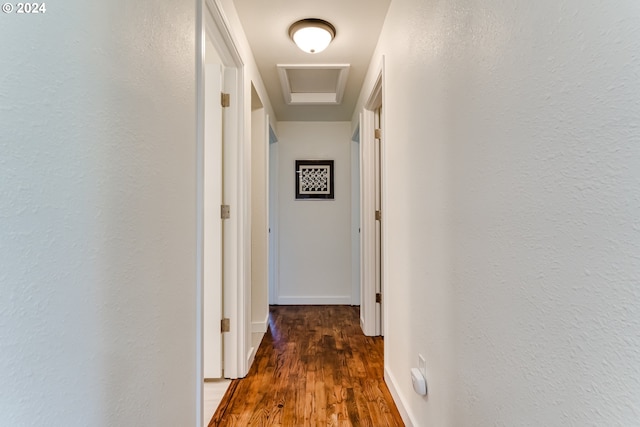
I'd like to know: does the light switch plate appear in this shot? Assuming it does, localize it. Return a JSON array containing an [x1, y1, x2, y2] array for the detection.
[[418, 354, 426, 377]]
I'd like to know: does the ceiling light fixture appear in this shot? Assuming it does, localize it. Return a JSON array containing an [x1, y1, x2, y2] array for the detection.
[[289, 19, 336, 54]]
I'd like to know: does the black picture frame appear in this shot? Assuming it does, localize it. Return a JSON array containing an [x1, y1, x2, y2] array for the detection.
[[295, 160, 334, 200]]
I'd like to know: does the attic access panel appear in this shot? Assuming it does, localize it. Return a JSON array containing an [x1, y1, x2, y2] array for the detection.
[[277, 64, 350, 105]]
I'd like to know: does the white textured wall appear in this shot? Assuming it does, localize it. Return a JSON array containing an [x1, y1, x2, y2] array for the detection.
[[1, 1, 197, 425], [357, 0, 640, 425], [276, 122, 353, 304]]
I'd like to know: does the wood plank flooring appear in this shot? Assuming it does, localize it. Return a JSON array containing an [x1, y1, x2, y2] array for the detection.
[[209, 305, 404, 427]]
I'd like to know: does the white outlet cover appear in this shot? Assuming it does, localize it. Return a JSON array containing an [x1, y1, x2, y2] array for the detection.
[[411, 368, 427, 395]]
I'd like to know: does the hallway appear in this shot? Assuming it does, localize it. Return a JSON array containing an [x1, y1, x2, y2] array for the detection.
[[209, 306, 403, 426], [5, 1, 640, 425]]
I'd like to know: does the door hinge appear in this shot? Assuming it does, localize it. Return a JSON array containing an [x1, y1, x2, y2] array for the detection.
[[221, 204, 230, 219], [374, 128, 382, 139], [375, 210, 382, 221], [221, 92, 230, 108], [221, 318, 230, 333], [376, 293, 382, 303]]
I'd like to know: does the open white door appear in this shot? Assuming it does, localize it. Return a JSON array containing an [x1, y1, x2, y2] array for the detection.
[[360, 67, 384, 337], [203, 61, 224, 379], [268, 125, 278, 304], [374, 106, 383, 336], [203, 0, 248, 380]]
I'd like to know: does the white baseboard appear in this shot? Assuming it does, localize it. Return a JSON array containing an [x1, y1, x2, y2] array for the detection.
[[384, 367, 417, 427], [251, 314, 269, 333], [248, 315, 269, 371], [276, 295, 352, 305], [247, 346, 256, 370]]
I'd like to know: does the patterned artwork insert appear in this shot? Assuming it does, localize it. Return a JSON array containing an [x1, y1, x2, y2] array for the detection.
[[299, 166, 330, 194], [295, 160, 334, 200]]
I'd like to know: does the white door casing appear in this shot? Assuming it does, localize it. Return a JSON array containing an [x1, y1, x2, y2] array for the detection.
[[360, 64, 385, 337], [268, 127, 279, 305], [203, 61, 224, 379], [203, 0, 247, 380], [374, 106, 383, 337]]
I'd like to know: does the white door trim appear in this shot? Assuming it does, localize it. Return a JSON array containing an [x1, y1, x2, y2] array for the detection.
[[195, 2, 204, 425], [202, 0, 247, 382], [203, 62, 223, 379], [351, 126, 361, 306], [360, 107, 376, 336], [268, 127, 279, 305], [263, 115, 272, 313], [360, 60, 385, 337]]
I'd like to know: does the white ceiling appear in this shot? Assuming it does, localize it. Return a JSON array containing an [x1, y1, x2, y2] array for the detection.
[[232, 0, 391, 122]]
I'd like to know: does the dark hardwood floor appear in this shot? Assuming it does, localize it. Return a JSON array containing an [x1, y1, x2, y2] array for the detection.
[[209, 305, 404, 427]]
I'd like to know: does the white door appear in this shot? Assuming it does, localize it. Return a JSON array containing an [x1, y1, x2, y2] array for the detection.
[[203, 61, 223, 379], [360, 71, 384, 337], [374, 106, 383, 336], [268, 136, 278, 304]]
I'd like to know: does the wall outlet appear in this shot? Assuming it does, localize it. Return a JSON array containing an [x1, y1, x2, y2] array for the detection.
[[418, 354, 426, 377]]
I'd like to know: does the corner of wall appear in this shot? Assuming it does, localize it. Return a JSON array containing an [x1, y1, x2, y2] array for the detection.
[[250, 313, 269, 365], [384, 367, 417, 427]]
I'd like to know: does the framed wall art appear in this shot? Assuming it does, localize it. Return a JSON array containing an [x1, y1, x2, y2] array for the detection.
[[295, 160, 334, 200]]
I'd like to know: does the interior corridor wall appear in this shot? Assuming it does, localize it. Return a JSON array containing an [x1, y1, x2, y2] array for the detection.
[[1, 1, 198, 425], [355, 0, 640, 425], [275, 122, 353, 304]]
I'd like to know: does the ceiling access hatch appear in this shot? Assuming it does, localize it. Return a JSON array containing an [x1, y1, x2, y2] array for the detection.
[[277, 64, 350, 105]]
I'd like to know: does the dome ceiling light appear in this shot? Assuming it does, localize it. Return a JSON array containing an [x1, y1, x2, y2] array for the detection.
[[288, 19, 336, 54]]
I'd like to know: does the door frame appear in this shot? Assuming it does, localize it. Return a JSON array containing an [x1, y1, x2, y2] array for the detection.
[[202, 59, 224, 380], [198, 0, 248, 408], [205, 0, 247, 379], [268, 125, 279, 305], [360, 60, 385, 337]]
